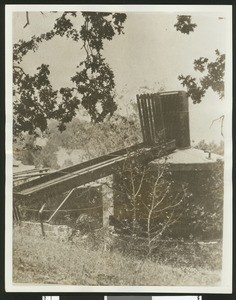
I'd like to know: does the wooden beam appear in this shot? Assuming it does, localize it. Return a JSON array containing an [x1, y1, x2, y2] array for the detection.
[[14, 141, 176, 198], [14, 143, 144, 194]]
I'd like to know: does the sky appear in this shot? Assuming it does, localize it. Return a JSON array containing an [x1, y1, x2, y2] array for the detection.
[[12, 6, 232, 144]]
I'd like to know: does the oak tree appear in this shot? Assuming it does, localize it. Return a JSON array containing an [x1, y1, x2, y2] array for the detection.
[[13, 11, 127, 135], [175, 15, 225, 104]]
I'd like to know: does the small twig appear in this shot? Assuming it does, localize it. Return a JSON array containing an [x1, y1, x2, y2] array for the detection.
[[209, 114, 224, 137], [141, 201, 150, 212], [23, 12, 30, 28], [154, 196, 183, 214], [153, 182, 171, 210], [134, 166, 146, 197]]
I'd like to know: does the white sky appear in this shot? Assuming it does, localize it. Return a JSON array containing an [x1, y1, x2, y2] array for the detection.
[[12, 6, 232, 144]]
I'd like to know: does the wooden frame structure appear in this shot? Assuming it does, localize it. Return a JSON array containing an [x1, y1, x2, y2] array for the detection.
[[14, 141, 176, 200], [137, 91, 190, 148], [13, 91, 191, 223]]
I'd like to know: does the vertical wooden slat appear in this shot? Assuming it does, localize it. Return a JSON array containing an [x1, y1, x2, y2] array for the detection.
[[142, 95, 151, 145], [147, 95, 155, 144], [139, 95, 145, 144], [151, 94, 156, 141], [158, 94, 166, 140], [150, 94, 158, 143], [140, 95, 147, 144], [137, 92, 165, 145], [152, 93, 162, 141], [137, 95, 146, 144]]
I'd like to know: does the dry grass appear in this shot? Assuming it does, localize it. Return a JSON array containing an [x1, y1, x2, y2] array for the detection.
[[13, 225, 222, 286]]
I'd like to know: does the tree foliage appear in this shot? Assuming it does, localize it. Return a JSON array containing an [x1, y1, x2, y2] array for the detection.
[[13, 64, 58, 135], [13, 110, 142, 169], [178, 50, 225, 103], [174, 15, 197, 34], [13, 134, 41, 165], [195, 139, 224, 155], [13, 11, 127, 135], [175, 15, 225, 104]]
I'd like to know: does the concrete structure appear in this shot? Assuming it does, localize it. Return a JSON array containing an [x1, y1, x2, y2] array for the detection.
[[112, 91, 223, 238], [150, 147, 222, 171]]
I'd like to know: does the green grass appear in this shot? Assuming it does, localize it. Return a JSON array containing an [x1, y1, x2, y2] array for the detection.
[[13, 225, 222, 286]]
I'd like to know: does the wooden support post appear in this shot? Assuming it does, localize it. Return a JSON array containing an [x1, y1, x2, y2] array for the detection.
[[39, 203, 46, 237], [100, 176, 114, 251], [101, 176, 114, 228], [47, 188, 75, 223]]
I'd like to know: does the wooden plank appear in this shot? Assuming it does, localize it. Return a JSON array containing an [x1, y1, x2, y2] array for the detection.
[[15, 154, 129, 195], [149, 94, 158, 143], [15, 151, 141, 196], [13, 168, 49, 175], [137, 95, 146, 144], [47, 188, 75, 223], [14, 142, 144, 194], [139, 95, 147, 144], [151, 95, 157, 141], [151, 93, 163, 142], [158, 94, 166, 140], [14, 140, 176, 198], [14, 172, 51, 179], [141, 96, 151, 145], [147, 95, 155, 144]]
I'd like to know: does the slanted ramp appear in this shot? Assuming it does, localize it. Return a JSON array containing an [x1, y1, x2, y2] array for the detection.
[[14, 141, 176, 199]]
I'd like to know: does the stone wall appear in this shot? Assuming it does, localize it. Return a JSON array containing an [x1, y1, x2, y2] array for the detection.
[[16, 184, 103, 229], [16, 221, 73, 241]]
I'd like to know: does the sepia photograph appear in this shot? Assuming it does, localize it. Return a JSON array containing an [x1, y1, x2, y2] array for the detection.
[[5, 4, 232, 292]]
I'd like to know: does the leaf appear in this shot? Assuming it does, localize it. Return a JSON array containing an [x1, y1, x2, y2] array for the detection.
[[174, 15, 197, 34]]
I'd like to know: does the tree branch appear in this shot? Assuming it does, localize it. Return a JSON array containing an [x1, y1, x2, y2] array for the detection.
[[23, 12, 30, 28], [209, 114, 224, 137]]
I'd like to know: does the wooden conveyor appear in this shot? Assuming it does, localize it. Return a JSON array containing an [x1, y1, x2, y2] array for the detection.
[[13, 141, 176, 199]]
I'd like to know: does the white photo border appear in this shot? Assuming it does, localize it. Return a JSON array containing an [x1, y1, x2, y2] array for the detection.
[[5, 4, 233, 293]]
